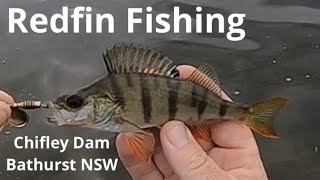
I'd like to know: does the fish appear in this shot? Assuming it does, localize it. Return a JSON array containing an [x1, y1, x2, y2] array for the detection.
[[48, 44, 289, 161]]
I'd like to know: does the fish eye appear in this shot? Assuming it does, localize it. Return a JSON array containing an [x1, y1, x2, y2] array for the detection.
[[66, 95, 84, 109]]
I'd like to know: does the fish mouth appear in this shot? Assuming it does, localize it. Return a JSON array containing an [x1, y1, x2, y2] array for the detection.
[[47, 101, 65, 126]]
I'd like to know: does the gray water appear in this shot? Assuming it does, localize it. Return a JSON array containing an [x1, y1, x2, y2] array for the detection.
[[0, 0, 319, 179]]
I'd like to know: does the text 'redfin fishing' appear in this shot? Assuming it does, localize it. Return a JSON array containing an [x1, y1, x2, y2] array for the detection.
[[9, 6, 246, 41]]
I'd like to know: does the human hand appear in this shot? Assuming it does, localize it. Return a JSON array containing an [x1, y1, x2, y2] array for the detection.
[[0, 90, 14, 132], [116, 65, 268, 180]]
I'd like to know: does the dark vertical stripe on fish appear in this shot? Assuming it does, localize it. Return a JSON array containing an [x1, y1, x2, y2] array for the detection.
[[167, 79, 180, 119], [140, 75, 152, 123], [153, 77, 160, 89], [125, 74, 133, 87], [110, 74, 125, 107], [190, 85, 197, 107], [198, 89, 208, 120], [219, 101, 228, 117]]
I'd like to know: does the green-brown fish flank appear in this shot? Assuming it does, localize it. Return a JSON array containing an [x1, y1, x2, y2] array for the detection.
[[48, 44, 289, 140]]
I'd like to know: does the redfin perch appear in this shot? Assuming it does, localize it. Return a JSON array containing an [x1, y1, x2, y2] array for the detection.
[[48, 44, 289, 161]]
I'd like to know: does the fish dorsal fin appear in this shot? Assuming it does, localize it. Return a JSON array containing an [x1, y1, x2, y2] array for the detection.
[[187, 64, 222, 97], [103, 44, 179, 78]]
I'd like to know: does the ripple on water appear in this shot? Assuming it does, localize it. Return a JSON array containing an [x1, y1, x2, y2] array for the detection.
[[305, 74, 311, 79], [5, 130, 11, 135], [1, 57, 8, 64], [282, 45, 288, 50], [272, 59, 277, 64], [233, 90, 240, 95], [285, 77, 292, 82]]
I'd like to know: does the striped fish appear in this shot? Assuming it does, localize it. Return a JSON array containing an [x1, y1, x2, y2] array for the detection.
[[48, 44, 289, 161]]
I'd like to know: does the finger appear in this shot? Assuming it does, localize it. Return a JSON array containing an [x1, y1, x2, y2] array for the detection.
[[177, 65, 232, 102], [208, 121, 263, 171], [161, 121, 228, 179], [146, 127, 175, 178], [153, 131, 215, 177], [177, 65, 196, 79], [211, 121, 257, 149], [115, 134, 163, 180], [194, 138, 214, 152], [208, 145, 262, 172], [0, 91, 14, 104], [0, 101, 12, 125], [153, 151, 175, 178]]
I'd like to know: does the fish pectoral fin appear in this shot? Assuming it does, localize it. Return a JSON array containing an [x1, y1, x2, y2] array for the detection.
[[187, 122, 211, 142], [187, 64, 222, 97], [123, 131, 155, 162]]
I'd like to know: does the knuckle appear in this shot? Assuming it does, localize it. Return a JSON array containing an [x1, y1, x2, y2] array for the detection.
[[186, 151, 209, 172]]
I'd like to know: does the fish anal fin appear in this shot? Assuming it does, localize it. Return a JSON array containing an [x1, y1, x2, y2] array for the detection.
[[123, 131, 155, 162], [187, 64, 222, 97], [103, 44, 179, 78], [187, 123, 211, 142]]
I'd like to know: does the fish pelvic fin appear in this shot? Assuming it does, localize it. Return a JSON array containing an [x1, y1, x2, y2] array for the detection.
[[245, 97, 289, 138], [123, 131, 155, 162], [103, 44, 179, 78]]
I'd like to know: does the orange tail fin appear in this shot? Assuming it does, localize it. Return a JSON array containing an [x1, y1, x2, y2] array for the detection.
[[245, 97, 289, 138]]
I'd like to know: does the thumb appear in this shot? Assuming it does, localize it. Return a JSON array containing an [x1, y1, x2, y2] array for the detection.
[[160, 121, 229, 180]]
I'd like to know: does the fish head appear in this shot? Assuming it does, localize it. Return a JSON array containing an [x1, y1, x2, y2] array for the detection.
[[48, 93, 95, 126], [48, 92, 117, 127]]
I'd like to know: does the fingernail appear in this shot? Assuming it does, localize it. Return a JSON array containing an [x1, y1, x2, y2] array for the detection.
[[0, 125, 4, 132], [167, 124, 189, 148]]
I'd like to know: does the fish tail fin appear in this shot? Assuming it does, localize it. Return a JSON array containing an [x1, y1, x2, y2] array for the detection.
[[245, 97, 289, 138]]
